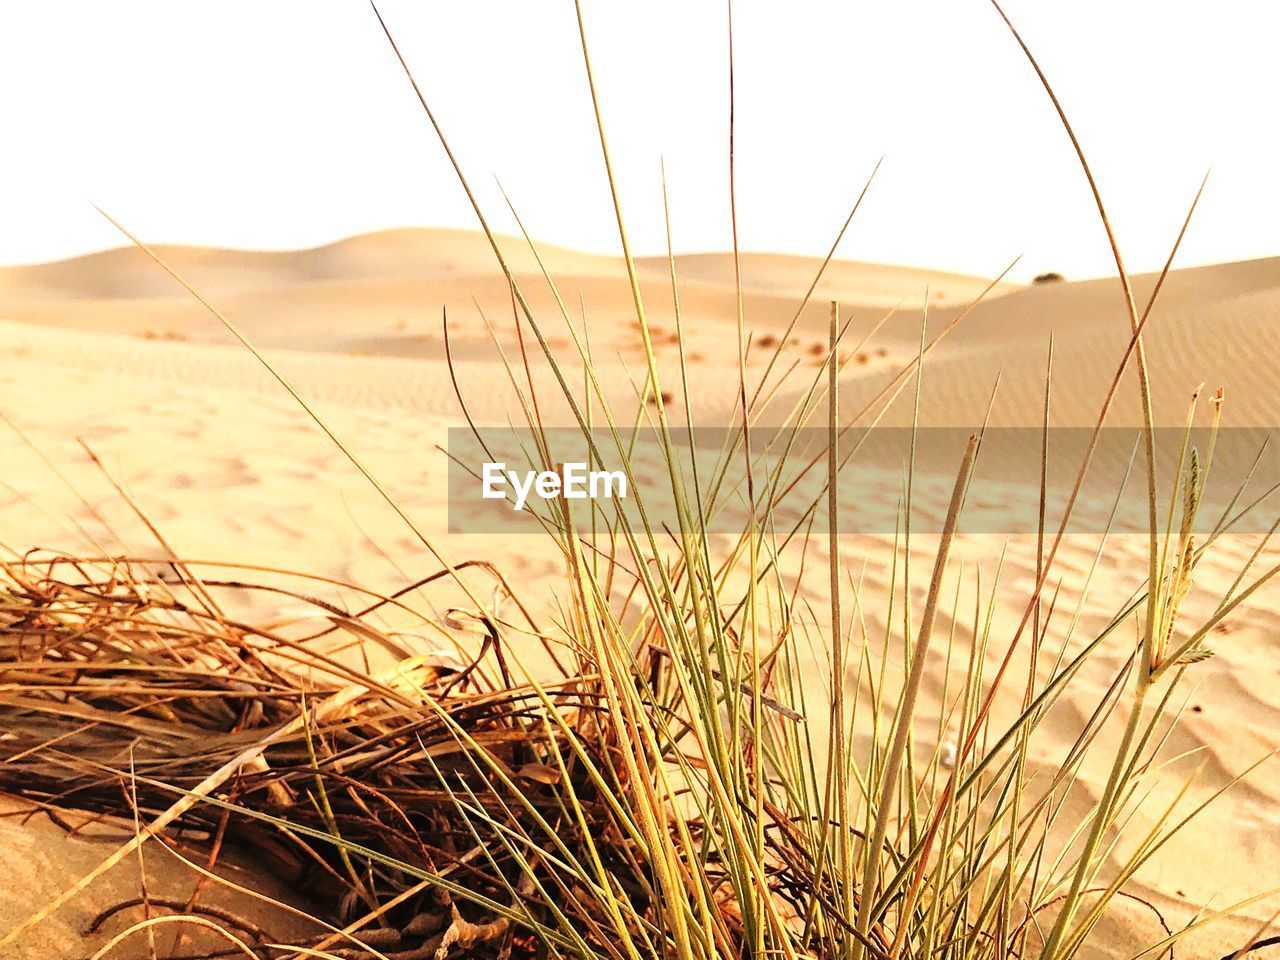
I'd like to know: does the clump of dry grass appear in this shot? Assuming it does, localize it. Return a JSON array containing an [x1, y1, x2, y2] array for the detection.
[[0, 554, 626, 958]]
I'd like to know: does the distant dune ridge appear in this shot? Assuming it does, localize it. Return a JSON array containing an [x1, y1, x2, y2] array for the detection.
[[1, 229, 1275, 430], [2, 229, 1279, 957]]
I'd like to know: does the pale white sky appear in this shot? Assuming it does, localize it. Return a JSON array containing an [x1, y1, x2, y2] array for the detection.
[[0, 1, 1275, 281]]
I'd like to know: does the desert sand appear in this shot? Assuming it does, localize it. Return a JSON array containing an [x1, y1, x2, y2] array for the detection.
[[1, 229, 1278, 957]]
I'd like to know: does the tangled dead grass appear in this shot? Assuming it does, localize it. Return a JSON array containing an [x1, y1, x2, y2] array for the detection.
[[0, 554, 635, 959]]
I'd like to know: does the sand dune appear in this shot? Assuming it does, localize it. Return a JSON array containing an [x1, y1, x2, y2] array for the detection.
[[2, 230, 1279, 957], [4, 229, 1275, 431]]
